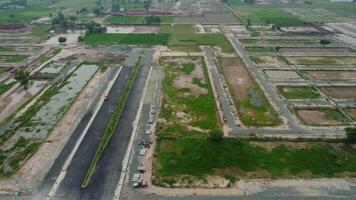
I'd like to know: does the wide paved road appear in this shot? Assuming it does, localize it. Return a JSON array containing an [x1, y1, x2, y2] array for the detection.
[[34, 48, 152, 200]]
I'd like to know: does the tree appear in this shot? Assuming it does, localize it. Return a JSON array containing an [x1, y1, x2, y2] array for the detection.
[[86, 21, 106, 33], [14, 69, 30, 89], [58, 36, 67, 44], [275, 46, 280, 52], [345, 127, 356, 144], [209, 130, 223, 142], [320, 39, 331, 47]]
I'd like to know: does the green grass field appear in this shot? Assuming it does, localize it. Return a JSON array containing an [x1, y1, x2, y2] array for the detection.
[[105, 16, 173, 24], [155, 138, 356, 186], [277, 86, 320, 99], [82, 33, 169, 45], [0, 81, 16, 97], [0, 55, 28, 63], [232, 5, 304, 25]]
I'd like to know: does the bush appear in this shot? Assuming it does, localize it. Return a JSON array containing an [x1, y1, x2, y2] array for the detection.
[[209, 130, 223, 142], [345, 127, 356, 144]]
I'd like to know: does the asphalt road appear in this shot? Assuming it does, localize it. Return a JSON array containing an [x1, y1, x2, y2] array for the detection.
[[34, 49, 140, 199], [41, 49, 152, 200]]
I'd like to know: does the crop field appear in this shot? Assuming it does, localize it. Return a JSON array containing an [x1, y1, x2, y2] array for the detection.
[[304, 70, 356, 80], [232, 5, 304, 25], [0, 79, 16, 97], [277, 86, 320, 100], [0, 55, 28, 63], [105, 16, 173, 25], [174, 13, 240, 24], [81, 33, 169, 45], [286, 56, 356, 65], [279, 47, 355, 54], [321, 86, 356, 100], [168, 33, 232, 52], [229, 0, 356, 23], [218, 56, 281, 127], [245, 47, 274, 52], [295, 107, 349, 126], [240, 38, 331, 45], [0, 64, 97, 176]]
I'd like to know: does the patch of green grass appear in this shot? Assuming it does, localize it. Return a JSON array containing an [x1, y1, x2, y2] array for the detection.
[[37, 48, 62, 64], [277, 86, 320, 99], [156, 139, 356, 184], [250, 56, 263, 64], [181, 63, 195, 75], [0, 47, 14, 52], [0, 81, 16, 96], [245, 47, 274, 52], [0, 55, 28, 63], [81, 33, 169, 45]]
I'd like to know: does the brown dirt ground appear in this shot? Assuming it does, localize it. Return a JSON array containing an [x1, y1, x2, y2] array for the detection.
[[296, 109, 338, 125], [288, 57, 356, 65], [219, 56, 252, 101], [256, 56, 284, 66], [280, 47, 354, 54], [321, 86, 356, 99], [305, 71, 356, 80]]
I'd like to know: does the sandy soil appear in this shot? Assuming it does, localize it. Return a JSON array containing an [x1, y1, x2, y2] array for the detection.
[[321, 86, 356, 99], [0, 69, 111, 192], [255, 56, 284, 66], [220, 56, 252, 101], [306, 71, 356, 80], [297, 109, 338, 126]]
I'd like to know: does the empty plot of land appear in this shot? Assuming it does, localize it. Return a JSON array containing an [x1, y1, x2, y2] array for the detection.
[[295, 107, 348, 126], [287, 56, 356, 65], [219, 56, 281, 126], [250, 56, 285, 66], [265, 70, 301, 80], [345, 107, 356, 120], [305, 71, 356, 80], [277, 86, 320, 99], [321, 86, 356, 99], [279, 47, 354, 54]]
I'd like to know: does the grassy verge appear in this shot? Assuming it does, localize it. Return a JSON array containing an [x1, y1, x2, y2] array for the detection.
[[81, 58, 141, 188], [0, 81, 17, 97]]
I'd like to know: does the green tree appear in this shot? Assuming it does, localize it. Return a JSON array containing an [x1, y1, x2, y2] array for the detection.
[[345, 127, 356, 144], [58, 36, 67, 44], [14, 69, 30, 89], [320, 39, 331, 47], [209, 130, 223, 142]]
